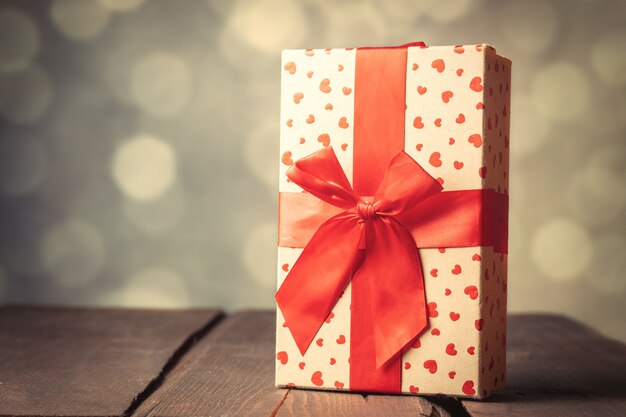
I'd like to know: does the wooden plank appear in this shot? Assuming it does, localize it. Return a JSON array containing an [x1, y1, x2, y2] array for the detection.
[[277, 390, 458, 417], [461, 314, 626, 417], [133, 311, 453, 417], [132, 310, 287, 417], [0, 306, 222, 417]]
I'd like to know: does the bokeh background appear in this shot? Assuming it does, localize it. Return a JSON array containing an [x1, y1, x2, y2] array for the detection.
[[0, 0, 625, 342]]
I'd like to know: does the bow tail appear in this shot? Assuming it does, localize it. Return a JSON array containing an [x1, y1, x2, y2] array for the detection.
[[365, 217, 429, 369], [276, 211, 364, 356]]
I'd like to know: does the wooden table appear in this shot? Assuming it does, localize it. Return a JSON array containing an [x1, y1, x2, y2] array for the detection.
[[0, 306, 624, 416]]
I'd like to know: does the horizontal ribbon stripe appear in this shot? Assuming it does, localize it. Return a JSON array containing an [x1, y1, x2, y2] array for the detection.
[[278, 189, 509, 253]]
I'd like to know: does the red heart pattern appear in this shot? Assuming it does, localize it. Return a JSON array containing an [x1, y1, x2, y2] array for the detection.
[[277, 45, 509, 397]]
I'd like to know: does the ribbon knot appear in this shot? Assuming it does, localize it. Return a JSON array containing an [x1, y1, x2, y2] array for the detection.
[[276, 146, 444, 370], [356, 200, 376, 220]]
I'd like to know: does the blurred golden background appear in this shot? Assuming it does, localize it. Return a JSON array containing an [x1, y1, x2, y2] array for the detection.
[[0, 0, 624, 342]]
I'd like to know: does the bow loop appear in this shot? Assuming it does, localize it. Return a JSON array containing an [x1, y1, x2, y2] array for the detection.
[[286, 147, 358, 209], [373, 151, 443, 217]]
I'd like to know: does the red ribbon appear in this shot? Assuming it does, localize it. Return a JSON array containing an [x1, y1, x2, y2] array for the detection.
[[276, 44, 508, 393]]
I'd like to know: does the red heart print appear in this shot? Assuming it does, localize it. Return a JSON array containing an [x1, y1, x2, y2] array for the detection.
[[454, 45, 465, 54], [306, 71, 313, 78], [462, 380, 476, 396], [449, 137, 455, 145], [317, 133, 330, 147], [330, 357, 336, 365], [338, 117, 349, 129], [427, 302, 438, 318], [442, 90, 453, 103], [281, 152, 293, 166], [338, 64, 344, 71], [277, 351, 288, 364], [450, 312, 460, 321], [449, 371, 456, 379], [306, 114, 315, 124], [431, 328, 441, 336], [319, 78, 331, 93], [404, 362, 411, 370], [334, 380, 344, 389], [478, 166, 487, 178], [409, 385, 419, 393], [456, 113, 465, 124], [412, 63, 419, 71], [454, 161, 464, 170], [464, 285, 479, 300], [413, 116, 424, 129], [434, 118, 442, 127], [456, 68, 464, 76], [472, 254, 481, 261], [467, 346, 475, 355], [431, 59, 445, 73], [446, 343, 457, 356], [311, 371, 324, 387], [286, 382, 296, 388], [299, 137, 305, 144], [336, 335, 346, 344], [475, 319, 484, 331], [468, 134, 483, 148], [429, 152, 442, 167], [436, 177, 444, 185], [281, 263, 289, 271], [324, 311, 334, 323], [412, 339, 421, 349], [452, 264, 462, 274], [305, 49, 314, 56], [430, 268, 438, 277], [416, 85, 427, 95], [316, 338, 323, 347], [470, 76, 483, 92], [325, 103, 333, 110], [416, 143, 423, 151], [341, 143, 348, 151], [293, 92, 304, 104], [445, 288, 451, 296], [286, 119, 293, 127], [423, 360, 438, 374], [342, 87, 352, 95], [284, 61, 296, 74], [299, 361, 306, 369]]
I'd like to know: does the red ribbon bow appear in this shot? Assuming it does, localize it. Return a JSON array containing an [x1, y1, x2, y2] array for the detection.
[[276, 145, 442, 370]]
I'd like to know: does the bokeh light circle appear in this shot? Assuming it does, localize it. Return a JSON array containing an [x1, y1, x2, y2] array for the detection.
[[242, 221, 276, 289], [50, 0, 111, 42], [99, 0, 147, 12], [530, 218, 592, 282], [244, 122, 278, 187], [585, 234, 626, 295], [0, 8, 39, 71], [226, 0, 308, 55], [0, 65, 53, 124], [498, 1, 559, 52], [566, 163, 626, 227], [112, 134, 177, 201], [591, 30, 626, 86], [530, 62, 590, 122], [0, 137, 47, 196], [131, 52, 192, 117], [118, 267, 190, 308], [510, 94, 551, 158], [40, 219, 106, 288]]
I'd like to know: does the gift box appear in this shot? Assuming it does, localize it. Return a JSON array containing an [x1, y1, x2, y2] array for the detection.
[[275, 43, 510, 398]]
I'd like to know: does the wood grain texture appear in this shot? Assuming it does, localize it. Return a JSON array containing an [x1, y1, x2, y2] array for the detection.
[[0, 306, 221, 417], [277, 390, 455, 417], [461, 314, 626, 417], [132, 310, 287, 417]]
